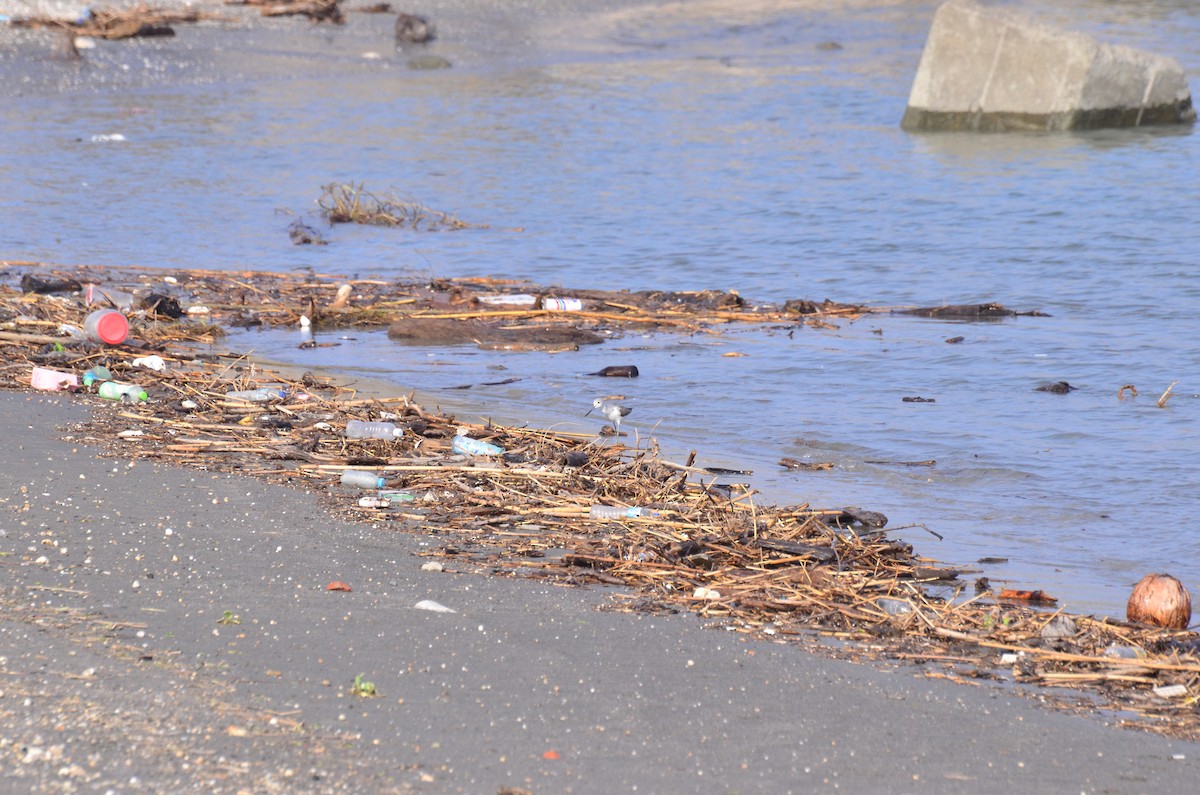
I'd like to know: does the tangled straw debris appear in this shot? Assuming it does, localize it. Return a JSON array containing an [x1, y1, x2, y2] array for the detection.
[[1, 263, 1196, 740]]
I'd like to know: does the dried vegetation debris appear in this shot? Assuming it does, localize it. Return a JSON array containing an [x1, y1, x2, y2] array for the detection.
[[0, 263, 1195, 739], [10, 3, 222, 39], [317, 183, 480, 230]]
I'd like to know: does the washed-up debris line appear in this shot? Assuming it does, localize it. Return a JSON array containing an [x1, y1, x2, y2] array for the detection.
[[1, 264, 1196, 740], [0, 262, 1036, 344], [9, 4, 225, 39]]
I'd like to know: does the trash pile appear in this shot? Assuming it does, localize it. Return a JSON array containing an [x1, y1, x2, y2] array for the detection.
[[1, 263, 1197, 740]]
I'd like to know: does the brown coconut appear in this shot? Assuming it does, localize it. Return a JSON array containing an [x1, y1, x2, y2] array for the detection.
[[1126, 573, 1192, 630]]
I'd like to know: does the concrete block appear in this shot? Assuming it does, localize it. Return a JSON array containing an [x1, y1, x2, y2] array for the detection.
[[901, 0, 1195, 132]]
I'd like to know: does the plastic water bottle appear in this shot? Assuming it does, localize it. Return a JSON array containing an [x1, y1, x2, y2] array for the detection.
[[226, 388, 285, 402], [345, 420, 402, 440], [341, 470, 387, 489], [452, 433, 504, 456], [589, 505, 648, 520], [98, 382, 148, 402]]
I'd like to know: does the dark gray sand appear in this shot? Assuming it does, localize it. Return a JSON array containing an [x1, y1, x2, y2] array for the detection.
[[1, 391, 1197, 794]]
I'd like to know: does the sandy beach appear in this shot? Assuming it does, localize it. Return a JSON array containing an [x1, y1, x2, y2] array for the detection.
[[0, 389, 1197, 793]]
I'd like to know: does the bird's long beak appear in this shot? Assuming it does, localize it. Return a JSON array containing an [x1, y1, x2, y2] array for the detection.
[[584, 407, 594, 417]]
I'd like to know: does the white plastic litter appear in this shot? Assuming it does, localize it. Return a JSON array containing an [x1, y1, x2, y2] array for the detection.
[[414, 599, 456, 613]]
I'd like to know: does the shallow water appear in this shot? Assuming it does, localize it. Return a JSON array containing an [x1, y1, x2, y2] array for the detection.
[[3, 0, 1199, 616]]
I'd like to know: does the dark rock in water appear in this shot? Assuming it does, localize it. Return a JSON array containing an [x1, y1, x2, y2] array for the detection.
[[387, 317, 603, 348], [407, 55, 451, 70], [561, 451, 590, 468], [1036, 381, 1077, 394], [21, 274, 82, 295], [590, 365, 639, 378], [395, 13, 435, 43], [288, 220, 327, 245], [902, 0, 1195, 132], [898, 302, 1047, 319], [902, 396, 936, 403], [815, 41, 843, 51], [229, 313, 263, 328], [138, 293, 183, 319], [783, 298, 863, 315], [837, 507, 888, 529], [637, 289, 744, 311]]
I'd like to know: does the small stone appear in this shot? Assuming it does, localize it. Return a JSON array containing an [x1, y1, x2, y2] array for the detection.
[[420, 561, 444, 572], [408, 55, 451, 70]]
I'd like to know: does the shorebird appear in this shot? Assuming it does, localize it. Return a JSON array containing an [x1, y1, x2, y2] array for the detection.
[[586, 398, 632, 433], [395, 13, 435, 43]]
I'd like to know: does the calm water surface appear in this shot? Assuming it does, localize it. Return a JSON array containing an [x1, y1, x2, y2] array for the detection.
[[2, 0, 1199, 616]]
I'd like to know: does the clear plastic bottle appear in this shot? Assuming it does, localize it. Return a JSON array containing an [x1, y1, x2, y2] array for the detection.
[[225, 388, 285, 402], [345, 419, 402, 440], [82, 308, 129, 345], [98, 381, 148, 402], [589, 505, 646, 520], [341, 470, 387, 489], [451, 433, 504, 456]]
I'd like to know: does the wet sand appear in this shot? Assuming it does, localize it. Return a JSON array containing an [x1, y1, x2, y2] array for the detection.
[[1, 389, 1198, 794]]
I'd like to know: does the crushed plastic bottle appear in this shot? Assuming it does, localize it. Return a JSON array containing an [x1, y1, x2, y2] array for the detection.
[[877, 597, 914, 616], [83, 284, 135, 311], [98, 382, 148, 402], [345, 419, 402, 439], [341, 470, 387, 489], [452, 431, 504, 456], [225, 388, 285, 402], [82, 365, 112, 386]]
